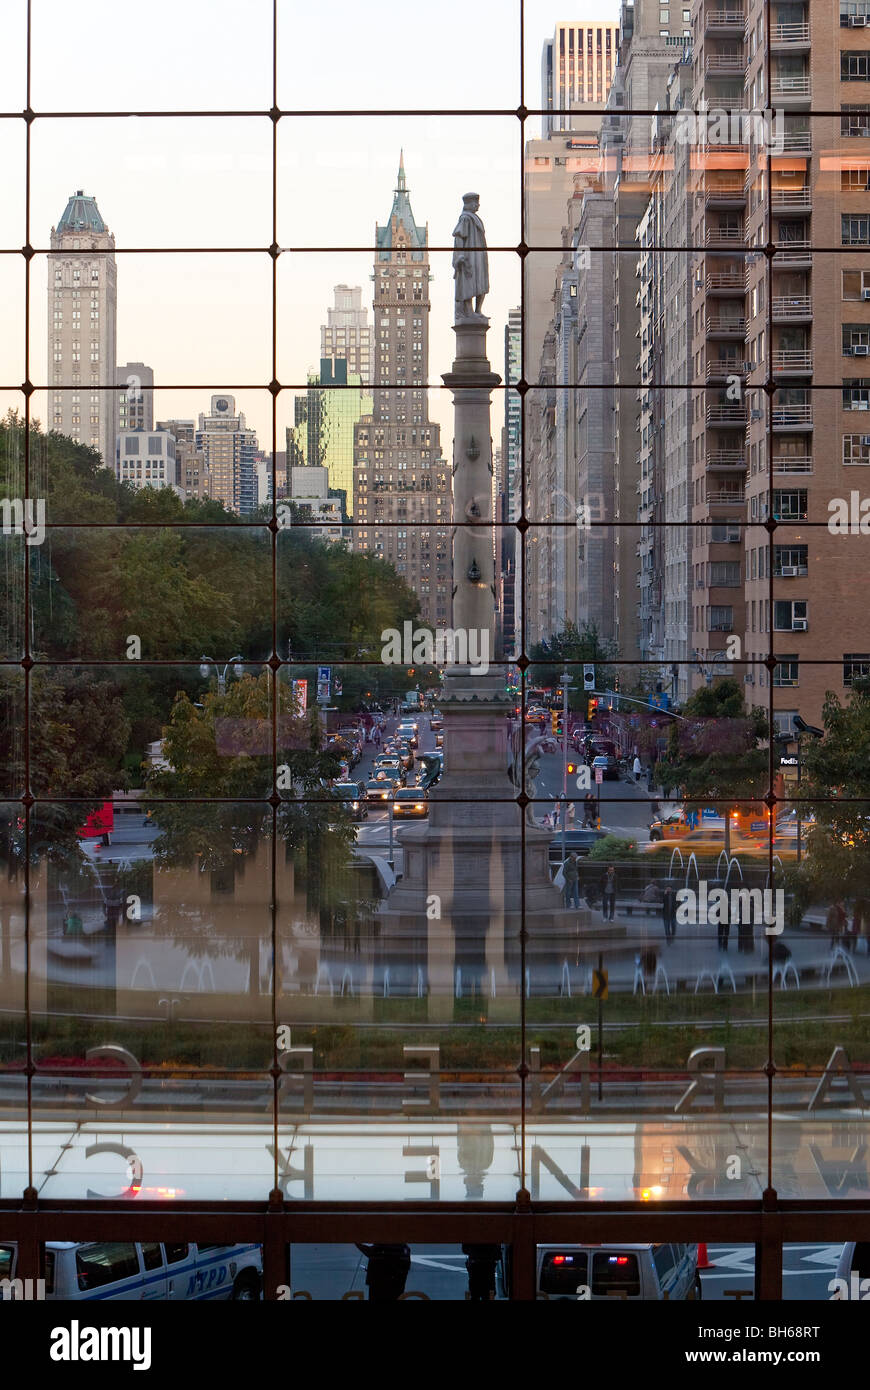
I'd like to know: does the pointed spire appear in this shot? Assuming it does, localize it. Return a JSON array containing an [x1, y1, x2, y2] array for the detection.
[[397, 149, 406, 191]]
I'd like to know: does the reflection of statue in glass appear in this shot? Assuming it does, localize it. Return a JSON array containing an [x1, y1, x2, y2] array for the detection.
[[457, 1122, 495, 1199], [452, 193, 490, 320]]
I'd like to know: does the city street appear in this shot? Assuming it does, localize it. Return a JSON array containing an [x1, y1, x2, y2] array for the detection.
[[285, 1241, 841, 1301]]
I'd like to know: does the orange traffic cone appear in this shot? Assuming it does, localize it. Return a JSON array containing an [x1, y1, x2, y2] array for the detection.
[[696, 1243, 715, 1269]]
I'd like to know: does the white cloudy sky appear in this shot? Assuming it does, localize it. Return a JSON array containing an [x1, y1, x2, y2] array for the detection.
[[0, 0, 619, 450]]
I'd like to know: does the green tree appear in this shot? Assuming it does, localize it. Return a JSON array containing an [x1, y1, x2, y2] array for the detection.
[[656, 679, 770, 853], [528, 621, 616, 710], [799, 676, 870, 901], [144, 671, 356, 993]]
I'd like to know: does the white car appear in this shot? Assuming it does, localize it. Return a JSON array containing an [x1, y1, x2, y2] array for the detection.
[[498, 1242, 702, 1301], [0, 1240, 262, 1301]]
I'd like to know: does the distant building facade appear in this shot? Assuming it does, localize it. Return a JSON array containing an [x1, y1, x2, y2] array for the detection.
[[48, 191, 118, 468]]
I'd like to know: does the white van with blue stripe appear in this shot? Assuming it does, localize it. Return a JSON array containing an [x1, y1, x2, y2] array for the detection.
[[0, 1241, 262, 1301]]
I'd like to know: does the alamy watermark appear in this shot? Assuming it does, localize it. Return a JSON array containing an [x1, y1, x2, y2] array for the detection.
[[1, 497, 45, 546], [673, 104, 786, 154], [828, 492, 870, 534], [381, 620, 490, 674], [676, 884, 784, 936]]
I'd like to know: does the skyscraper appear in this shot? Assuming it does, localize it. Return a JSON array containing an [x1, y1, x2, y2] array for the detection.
[[289, 357, 372, 517], [48, 191, 118, 468], [321, 285, 372, 380], [116, 361, 154, 432], [196, 395, 257, 515], [353, 155, 452, 628], [541, 21, 620, 135]]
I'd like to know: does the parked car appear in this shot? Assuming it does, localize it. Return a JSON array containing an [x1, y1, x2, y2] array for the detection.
[[547, 827, 606, 865], [592, 753, 619, 781], [0, 1240, 262, 1301], [498, 1243, 701, 1302]]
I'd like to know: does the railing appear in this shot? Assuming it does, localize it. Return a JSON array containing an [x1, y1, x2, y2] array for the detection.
[[780, 129, 812, 153], [705, 53, 746, 74], [706, 224, 745, 244], [772, 454, 813, 471], [706, 407, 747, 428], [771, 296, 812, 318], [706, 358, 747, 379], [772, 241, 812, 263], [706, 271, 746, 292], [703, 183, 748, 206], [706, 449, 746, 466], [707, 489, 746, 503], [771, 350, 813, 372], [770, 22, 810, 44], [771, 74, 811, 97], [706, 316, 747, 335], [706, 7, 744, 26], [771, 188, 811, 210], [772, 405, 813, 426]]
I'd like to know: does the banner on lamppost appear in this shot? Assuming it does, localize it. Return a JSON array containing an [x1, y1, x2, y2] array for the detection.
[[293, 678, 308, 713]]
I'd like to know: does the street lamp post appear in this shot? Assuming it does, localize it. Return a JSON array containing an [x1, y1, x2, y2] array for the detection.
[[792, 714, 823, 865], [199, 654, 244, 695], [560, 670, 571, 865]]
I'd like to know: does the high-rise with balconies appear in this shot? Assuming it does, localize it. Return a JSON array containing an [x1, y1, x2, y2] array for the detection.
[[684, 0, 870, 727]]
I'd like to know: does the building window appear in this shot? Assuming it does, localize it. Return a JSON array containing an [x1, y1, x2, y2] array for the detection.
[[842, 215, 870, 244], [773, 657, 799, 686], [773, 545, 808, 575], [842, 51, 870, 79], [844, 433, 870, 464], [772, 489, 808, 520], [844, 653, 870, 686]]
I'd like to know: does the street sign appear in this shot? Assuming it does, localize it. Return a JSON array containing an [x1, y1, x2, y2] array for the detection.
[[592, 969, 608, 1001], [317, 666, 331, 683], [595, 768, 604, 784], [583, 664, 595, 690]]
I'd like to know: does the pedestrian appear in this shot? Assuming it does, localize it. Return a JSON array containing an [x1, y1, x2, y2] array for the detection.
[[632, 754, 642, 784], [854, 898, 870, 955], [563, 852, 580, 909], [826, 899, 848, 949], [602, 865, 617, 921], [461, 1245, 501, 1302], [584, 792, 596, 828], [355, 1243, 411, 1301], [661, 884, 677, 942]]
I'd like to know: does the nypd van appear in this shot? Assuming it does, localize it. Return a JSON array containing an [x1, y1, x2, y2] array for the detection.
[[498, 1243, 702, 1301], [0, 1240, 262, 1301]]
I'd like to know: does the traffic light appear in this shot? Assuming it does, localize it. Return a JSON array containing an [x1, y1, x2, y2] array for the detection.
[[587, 696, 599, 720], [567, 761, 577, 775], [551, 710, 559, 734]]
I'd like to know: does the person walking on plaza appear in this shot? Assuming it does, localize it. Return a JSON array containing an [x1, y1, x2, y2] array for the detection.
[[827, 898, 848, 950], [602, 865, 617, 921], [563, 852, 580, 909], [632, 754, 642, 784], [583, 792, 597, 827], [661, 883, 677, 943]]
